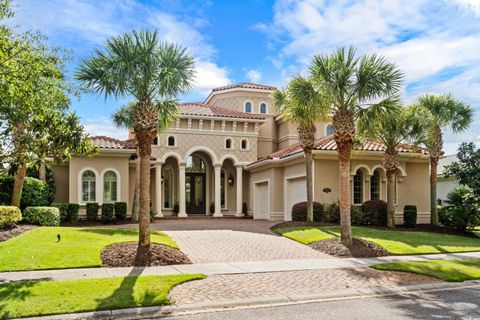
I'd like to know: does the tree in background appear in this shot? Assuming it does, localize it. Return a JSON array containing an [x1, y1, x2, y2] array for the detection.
[[444, 142, 480, 196], [358, 106, 423, 229], [415, 94, 473, 225], [274, 76, 328, 222], [76, 30, 194, 259], [310, 47, 403, 245]]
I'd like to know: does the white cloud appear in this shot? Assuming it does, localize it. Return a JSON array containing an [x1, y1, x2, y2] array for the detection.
[[193, 61, 230, 96], [246, 70, 262, 83], [450, 0, 480, 16], [83, 117, 128, 140]]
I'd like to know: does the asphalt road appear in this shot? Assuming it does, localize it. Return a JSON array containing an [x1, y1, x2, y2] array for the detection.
[[161, 286, 480, 320]]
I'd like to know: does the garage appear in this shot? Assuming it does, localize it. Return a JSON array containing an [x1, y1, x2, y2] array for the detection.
[[253, 181, 270, 220], [285, 176, 306, 221]]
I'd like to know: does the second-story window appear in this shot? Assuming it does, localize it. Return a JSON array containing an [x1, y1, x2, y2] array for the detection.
[[153, 137, 158, 145], [167, 136, 175, 146], [260, 103, 267, 114], [245, 101, 252, 113], [225, 138, 232, 149], [241, 139, 248, 150]]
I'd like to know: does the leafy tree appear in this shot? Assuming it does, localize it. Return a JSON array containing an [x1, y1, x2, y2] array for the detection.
[[310, 46, 403, 245], [415, 94, 473, 225], [444, 142, 480, 196], [76, 30, 194, 256], [439, 186, 479, 232], [274, 76, 328, 222], [358, 106, 423, 229]]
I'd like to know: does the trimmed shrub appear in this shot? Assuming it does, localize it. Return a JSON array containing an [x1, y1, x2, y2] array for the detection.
[[67, 203, 79, 223], [326, 203, 340, 223], [361, 200, 388, 226], [403, 205, 417, 227], [351, 205, 364, 225], [291, 201, 325, 222], [86, 203, 99, 221], [0, 175, 49, 209], [23, 207, 60, 226], [150, 208, 156, 222], [114, 202, 127, 220], [52, 203, 69, 222], [101, 203, 115, 223], [0, 206, 22, 228]]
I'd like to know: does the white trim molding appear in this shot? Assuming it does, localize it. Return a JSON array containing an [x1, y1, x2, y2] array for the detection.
[[100, 168, 121, 203]]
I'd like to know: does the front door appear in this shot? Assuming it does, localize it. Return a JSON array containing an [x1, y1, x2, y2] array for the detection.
[[186, 172, 206, 214]]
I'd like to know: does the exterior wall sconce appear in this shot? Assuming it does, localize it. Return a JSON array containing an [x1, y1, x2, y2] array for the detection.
[[228, 174, 234, 186]]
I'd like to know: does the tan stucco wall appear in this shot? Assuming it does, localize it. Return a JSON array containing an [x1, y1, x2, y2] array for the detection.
[[51, 164, 69, 203]]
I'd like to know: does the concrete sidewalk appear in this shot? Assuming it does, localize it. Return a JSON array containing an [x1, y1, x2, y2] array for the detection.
[[1, 251, 479, 283]]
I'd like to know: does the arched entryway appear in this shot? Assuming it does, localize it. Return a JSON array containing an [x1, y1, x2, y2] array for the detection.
[[185, 155, 207, 214]]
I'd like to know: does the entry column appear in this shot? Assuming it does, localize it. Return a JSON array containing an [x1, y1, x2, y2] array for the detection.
[[235, 165, 243, 217], [154, 162, 163, 217], [178, 163, 187, 217], [213, 164, 223, 217]]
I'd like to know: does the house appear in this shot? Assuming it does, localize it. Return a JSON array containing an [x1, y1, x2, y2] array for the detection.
[[52, 82, 431, 223], [437, 155, 459, 205]]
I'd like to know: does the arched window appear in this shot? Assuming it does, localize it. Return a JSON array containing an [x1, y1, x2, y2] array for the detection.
[[244, 101, 252, 113], [370, 169, 381, 200], [153, 137, 158, 145], [167, 136, 175, 146], [221, 169, 226, 208], [81, 170, 96, 202], [103, 170, 118, 202], [163, 166, 174, 209], [353, 169, 364, 204], [241, 139, 248, 150], [225, 138, 232, 149], [186, 155, 206, 173], [326, 124, 334, 136], [260, 103, 267, 114]]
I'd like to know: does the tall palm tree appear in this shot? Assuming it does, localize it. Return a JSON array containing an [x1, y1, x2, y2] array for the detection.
[[274, 76, 328, 222], [76, 30, 194, 255], [310, 47, 403, 245], [358, 106, 423, 230], [415, 94, 473, 225]]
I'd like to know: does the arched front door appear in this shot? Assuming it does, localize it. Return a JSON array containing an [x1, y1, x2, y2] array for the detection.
[[185, 155, 206, 214]]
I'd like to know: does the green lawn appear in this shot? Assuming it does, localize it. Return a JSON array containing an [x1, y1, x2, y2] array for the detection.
[[0, 274, 204, 319], [0, 227, 178, 272], [372, 259, 480, 282], [274, 226, 480, 255]]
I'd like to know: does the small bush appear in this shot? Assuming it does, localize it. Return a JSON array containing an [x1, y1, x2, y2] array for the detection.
[[403, 205, 417, 227], [361, 200, 388, 226], [23, 207, 60, 226], [351, 205, 364, 225], [150, 208, 156, 222], [0, 206, 22, 228], [101, 203, 115, 223], [52, 203, 69, 222], [326, 203, 340, 223], [67, 203, 79, 223], [439, 186, 480, 232], [86, 203, 99, 221], [291, 201, 325, 222], [114, 202, 127, 220], [0, 175, 49, 209]]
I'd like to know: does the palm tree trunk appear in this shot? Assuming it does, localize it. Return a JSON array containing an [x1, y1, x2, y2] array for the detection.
[[430, 156, 439, 225], [39, 160, 46, 182], [338, 143, 353, 245], [131, 157, 140, 222], [305, 148, 313, 223], [386, 169, 396, 230], [11, 165, 27, 208]]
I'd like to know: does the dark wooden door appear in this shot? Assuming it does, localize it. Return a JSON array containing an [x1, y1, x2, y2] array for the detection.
[[185, 173, 206, 214]]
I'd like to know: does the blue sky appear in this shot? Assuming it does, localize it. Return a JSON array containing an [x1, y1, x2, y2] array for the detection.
[[11, 0, 480, 153]]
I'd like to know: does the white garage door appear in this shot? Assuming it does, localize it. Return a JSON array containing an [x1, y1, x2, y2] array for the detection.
[[285, 177, 307, 221], [254, 181, 269, 220]]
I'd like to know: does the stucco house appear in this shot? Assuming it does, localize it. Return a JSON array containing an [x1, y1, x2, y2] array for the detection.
[[437, 155, 459, 205], [52, 82, 431, 223]]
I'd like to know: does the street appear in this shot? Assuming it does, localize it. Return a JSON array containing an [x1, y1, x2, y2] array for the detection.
[[161, 286, 480, 320]]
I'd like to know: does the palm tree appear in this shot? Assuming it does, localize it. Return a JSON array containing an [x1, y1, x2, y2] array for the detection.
[[310, 47, 403, 245], [415, 94, 473, 225], [358, 106, 423, 230], [274, 76, 328, 222], [76, 30, 194, 255]]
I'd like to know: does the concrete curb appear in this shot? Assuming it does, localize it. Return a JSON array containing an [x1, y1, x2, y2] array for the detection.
[[17, 280, 480, 320]]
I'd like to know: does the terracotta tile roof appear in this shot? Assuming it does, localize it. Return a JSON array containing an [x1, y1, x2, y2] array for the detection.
[[179, 102, 265, 120], [212, 82, 277, 92], [91, 136, 136, 150], [255, 135, 428, 164]]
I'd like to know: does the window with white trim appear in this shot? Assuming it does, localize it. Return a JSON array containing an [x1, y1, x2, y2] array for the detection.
[[241, 139, 248, 150], [163, 166, 174, 209], [167, 136, 175, 146], [103, 170, 118, 202], [370, 169, 380, 200], [260, 103, 267, 114], [244, 101, 252, 113], [326, 124, 334, 136], [225, 138, 232, 149], [353, 169, 364, 204], [82, 170, 96, 202]]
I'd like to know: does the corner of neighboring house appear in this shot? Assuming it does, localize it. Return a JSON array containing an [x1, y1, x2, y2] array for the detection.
[[436, 155, 459, 205]]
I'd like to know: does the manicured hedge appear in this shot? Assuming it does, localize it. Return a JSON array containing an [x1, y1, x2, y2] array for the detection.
[[403, 205, 417, 227], [361, 200, 388, 226], [0, 175, 49, 209], [101, 203, 115, 223], [291, 201, 325, 222], [52, 203, 80, 223], [23, 207, 60, 226], [350, 205, 363, 225], [114, 202, 127, 220], [86, 203, 99, 221], [52, 203, 69, 222], [0, 206, 22, 228]]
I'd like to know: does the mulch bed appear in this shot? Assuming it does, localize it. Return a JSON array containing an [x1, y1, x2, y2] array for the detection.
[[309, 237, 389, 258], [0, 225, 36, 242], [271, 221, 335, 230], [101, 242, 191, 267]]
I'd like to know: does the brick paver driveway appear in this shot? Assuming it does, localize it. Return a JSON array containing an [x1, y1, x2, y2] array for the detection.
[[151, 218, 329, 263]]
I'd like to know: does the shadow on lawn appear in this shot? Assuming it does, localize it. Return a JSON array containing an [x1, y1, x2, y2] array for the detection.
[[0, 279, 45, 319]]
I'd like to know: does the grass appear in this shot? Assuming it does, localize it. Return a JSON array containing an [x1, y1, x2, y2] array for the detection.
[[274, 226, 480, 255], [0, 274, 204, 319], [0, 227, 178, 272], [371, 259, 480, 282]]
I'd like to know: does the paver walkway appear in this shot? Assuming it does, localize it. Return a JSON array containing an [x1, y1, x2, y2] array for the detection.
[[164, 230, 330, 263]]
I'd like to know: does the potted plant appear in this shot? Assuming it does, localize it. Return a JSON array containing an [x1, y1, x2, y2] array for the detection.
[[174, 202, 179, 216], [209, 202, 215, 215]]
